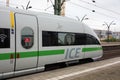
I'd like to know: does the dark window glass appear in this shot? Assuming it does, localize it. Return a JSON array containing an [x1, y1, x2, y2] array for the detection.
[[42, 31, 100, 47], [75, 34, 86, 45], [42, 31, 58, 46], [21, 27, 34, 49], [86, 34, 100, 45], [0, 28, 10, 48]]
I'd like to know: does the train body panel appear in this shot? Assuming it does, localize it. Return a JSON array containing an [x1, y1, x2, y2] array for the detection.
[[0, 9, 15, 74], [0, 6, 103, 79], [15, 13, 39, 70], [37, 15, 85, 66]]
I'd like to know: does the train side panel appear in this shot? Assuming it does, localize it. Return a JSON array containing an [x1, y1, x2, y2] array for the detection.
[[0, 6, 103, 79], [37, 16, 85, 66], [15, 13, 39, 71], [84, 24, 103, 60], [0, 10, 15, 78]]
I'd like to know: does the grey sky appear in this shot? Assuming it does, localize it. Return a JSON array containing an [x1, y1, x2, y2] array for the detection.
[[0, 0, 120, 32]]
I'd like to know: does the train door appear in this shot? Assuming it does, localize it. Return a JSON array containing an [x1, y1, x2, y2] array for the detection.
[[0, 11, 15, 74], [15, 13, 38, 70]]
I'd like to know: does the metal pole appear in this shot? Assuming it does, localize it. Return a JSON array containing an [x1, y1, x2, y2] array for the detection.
[[54, 0, 61, 15], [104, 21, 114, 42], [81, 15, 87, 22], [107, 26, 110, 42], [58, 0, 61, 15], [26, 1, 30, 10], [6, 0, 9, 7], [54, 0, 69, 15], [54, 0, 57, 15]]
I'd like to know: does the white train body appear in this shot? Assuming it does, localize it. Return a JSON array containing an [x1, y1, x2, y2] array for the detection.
[[0, 6, 103, 79]]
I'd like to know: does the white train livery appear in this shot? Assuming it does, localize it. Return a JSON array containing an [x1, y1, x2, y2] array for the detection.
[[0, 6, 103, 79]]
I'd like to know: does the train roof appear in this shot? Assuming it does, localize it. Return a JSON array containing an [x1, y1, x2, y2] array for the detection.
[[0, 6, 78, 23], [0, 6, 99, 40]]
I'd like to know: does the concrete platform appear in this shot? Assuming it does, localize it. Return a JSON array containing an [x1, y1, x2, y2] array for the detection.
[[64, 62, 120, 80], [8, 57, 120, 80], [101, 42, 120, 46]]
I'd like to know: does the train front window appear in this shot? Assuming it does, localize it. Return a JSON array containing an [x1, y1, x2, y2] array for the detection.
[[0, 28, 10, 48], [21, 27, 34, 49]]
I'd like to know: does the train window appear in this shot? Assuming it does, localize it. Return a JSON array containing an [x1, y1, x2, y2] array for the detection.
[[0, 28, 10, 48], [58, 33, 75, 45], [65, 33, 75, 45], [75, 33, 86, 45], [58, 33, 66, 45], [42, 31, 58, 46], [42, 31, 100, 47], [86, 34, 100, 45], [21, 27, 34, 49]]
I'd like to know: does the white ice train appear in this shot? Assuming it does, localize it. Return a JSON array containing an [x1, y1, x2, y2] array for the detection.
[[0, 6, 103, 79]]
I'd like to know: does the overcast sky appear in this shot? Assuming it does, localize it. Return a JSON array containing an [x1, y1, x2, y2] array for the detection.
[[0, 0, 120, 32]]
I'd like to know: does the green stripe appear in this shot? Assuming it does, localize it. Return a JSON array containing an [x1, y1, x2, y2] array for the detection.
[[0, 49, 65, 60], [0, 53, 13, 60], [39, 49, 64, 56], [82, 47, 102, 52], [20, 49, 64, 58], [20, 51, 37, 58], [0, 47, 102, 60]]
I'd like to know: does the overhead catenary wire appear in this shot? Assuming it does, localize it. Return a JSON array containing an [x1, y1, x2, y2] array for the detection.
[[0, 1, 119, 20], [69, 1, 119, 20], [78, 0, 120, 16], [0, 1, 54, 13]]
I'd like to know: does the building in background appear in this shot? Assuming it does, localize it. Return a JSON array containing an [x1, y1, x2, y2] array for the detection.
[[112, 32, 120, 39], [94, 29, 120, 40]]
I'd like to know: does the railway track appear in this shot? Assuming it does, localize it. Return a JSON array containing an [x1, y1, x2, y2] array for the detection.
[[102, 45, 120, 51], [101, 45, 120, 60]]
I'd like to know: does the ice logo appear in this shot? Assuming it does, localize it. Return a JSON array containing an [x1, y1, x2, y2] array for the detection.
[[0, 34, 7, 42]]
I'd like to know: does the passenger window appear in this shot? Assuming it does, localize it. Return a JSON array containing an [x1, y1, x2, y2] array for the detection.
[[0, 28, 10, 48], [75, 34, 86, 45], [42, 31, 58, 46], [86, 34, 100, 45], [58, 33, 75, 45], [21, 27, 34, 49], [58, 33, 66, 45], [42, 31, 100, 46]]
